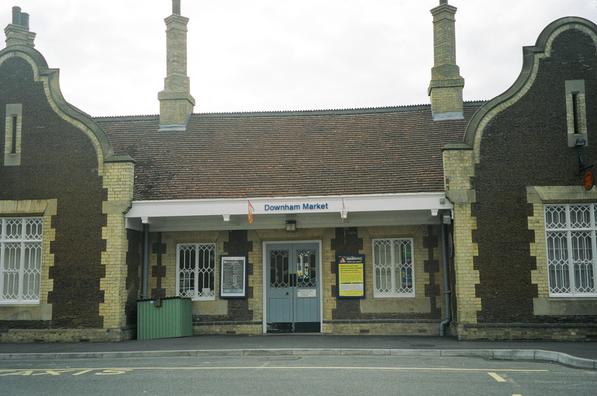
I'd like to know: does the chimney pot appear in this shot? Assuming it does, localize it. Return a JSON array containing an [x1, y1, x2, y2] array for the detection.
[[12, 6, 21, 25], [21, 12, 29, 30], [173, 0, 181, 15]]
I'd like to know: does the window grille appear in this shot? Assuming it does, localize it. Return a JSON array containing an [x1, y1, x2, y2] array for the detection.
[[373, 238, 414, 297], [176, 243, 216, 300], [545, 204, 597, 297], [0, 217, 43, 304]]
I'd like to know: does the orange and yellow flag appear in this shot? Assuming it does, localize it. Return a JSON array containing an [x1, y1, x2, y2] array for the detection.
[[248, 200, 254, 224]]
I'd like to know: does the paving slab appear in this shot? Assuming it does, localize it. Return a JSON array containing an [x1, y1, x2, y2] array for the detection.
[[0, 335, 595, 369]]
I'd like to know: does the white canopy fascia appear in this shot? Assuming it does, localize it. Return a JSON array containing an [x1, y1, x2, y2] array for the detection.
[[126, 192, 452, 222]]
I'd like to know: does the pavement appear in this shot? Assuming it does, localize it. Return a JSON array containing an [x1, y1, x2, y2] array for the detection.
[[1, 335, 596, 369]]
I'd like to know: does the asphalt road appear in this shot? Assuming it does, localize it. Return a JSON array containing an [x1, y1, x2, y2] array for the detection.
[[0, 355, 595, 396]]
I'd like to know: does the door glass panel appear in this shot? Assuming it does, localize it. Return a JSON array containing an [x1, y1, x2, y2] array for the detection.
[[296, 249, 316, 287], [270, 250, 290, 288]]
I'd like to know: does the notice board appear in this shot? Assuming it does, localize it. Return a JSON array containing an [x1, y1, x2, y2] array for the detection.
[[220, 256, 246, 298], [336, 255, 365, 298]]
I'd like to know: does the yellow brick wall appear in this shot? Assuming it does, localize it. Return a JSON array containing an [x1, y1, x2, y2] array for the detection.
[[193, 324, 261, 336], [99, 162, 134, 329], [326, 322, 437, 335], [452, 204, 480, 323], [528, 201, 549, 298], [443, 148, 481, 325], [430, 87, 463, 115]]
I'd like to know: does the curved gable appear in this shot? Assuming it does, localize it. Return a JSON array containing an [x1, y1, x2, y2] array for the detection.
[[464, 17, 597, 163], [0, 45, 132, 166]]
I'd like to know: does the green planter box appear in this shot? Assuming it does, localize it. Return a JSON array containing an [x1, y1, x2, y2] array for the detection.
[[137, 297, 193, 340]]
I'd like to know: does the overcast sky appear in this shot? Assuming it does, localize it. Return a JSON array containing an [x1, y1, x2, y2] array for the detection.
[[2, 1, 596, 116]]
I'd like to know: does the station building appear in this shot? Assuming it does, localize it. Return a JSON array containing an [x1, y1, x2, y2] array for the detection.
[[1, 1, 596, 342]]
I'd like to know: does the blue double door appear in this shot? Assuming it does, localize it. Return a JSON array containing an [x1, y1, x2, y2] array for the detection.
[[266, 243, 320, 332]]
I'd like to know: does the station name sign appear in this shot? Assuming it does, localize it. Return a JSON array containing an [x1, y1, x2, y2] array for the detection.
[[263, 202, 330, 212]]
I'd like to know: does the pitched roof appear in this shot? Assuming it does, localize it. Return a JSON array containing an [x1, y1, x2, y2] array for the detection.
[[96, 103, 482, 201]]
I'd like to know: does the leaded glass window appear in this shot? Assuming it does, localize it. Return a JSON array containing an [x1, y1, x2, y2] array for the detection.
[[545, 204, 597, 296], [0, 217, 43, 303], [176, 243, 216, 300], [373, 238, 414, 297]]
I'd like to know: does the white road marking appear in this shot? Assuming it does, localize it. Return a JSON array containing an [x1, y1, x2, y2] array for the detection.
[[0, 366, 548, 373], [72, 369, 93, 376], [488, 372, 507, 382], [95, 369, 131, 376]]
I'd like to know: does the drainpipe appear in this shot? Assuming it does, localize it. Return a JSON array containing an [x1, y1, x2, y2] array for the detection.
[[142, 223, 150, 299], [439, 211, 452, 336]]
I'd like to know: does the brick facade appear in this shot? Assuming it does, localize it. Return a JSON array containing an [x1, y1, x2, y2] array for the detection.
[[0, 45, 134, 342], [448, 20, 597, 340]]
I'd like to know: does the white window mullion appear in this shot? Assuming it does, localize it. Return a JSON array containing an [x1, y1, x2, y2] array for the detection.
[[372, 244, 378, 295], [390, 242, 396, 294], [17, 219, 27, 301], [175, 245, 181, 297], [0, 219, 6, 301], [587, 204, 597, 293], [565, 205, 576, 295], [18, 241, 26, 302], [194, 246, 200, 298], [0, 241, 4, 300], [0, 219, 4, 299], [209, 247, 214, 296]]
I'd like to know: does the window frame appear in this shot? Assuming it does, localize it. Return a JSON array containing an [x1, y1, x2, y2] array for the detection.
[[372, 238, 415, 298], [175, 242, 216, 301], [544, 204, 597, 298], [0, 217, 43, 305], [4, 103, 22, 166]]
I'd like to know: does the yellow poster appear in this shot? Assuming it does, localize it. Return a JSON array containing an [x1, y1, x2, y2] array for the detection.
[[337, 256, 365, 298]]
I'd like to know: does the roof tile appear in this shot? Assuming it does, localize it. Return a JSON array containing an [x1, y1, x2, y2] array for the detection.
[[96, 103, 481, 200]]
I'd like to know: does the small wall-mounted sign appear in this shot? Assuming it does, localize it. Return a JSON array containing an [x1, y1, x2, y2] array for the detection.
[[220, 256, 246, 298], [297, 289, 317, 298], [337, 255, 365, 299]]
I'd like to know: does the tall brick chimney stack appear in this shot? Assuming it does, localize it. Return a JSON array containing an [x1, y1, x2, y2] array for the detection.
[[5, 6, 35, 48], [158, 0, 195, 132], [428, 0, 465, 121]]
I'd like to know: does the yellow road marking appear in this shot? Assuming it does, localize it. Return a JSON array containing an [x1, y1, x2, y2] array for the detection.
[[0, 366, 549, 373], [0, 370, 34, 376], [512, 394, 523, 396], [488, 372, 507, 382], [32, 370, 64, 376]]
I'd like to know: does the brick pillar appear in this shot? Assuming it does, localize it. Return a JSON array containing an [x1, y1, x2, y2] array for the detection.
[[443, 146, 481, 337]]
